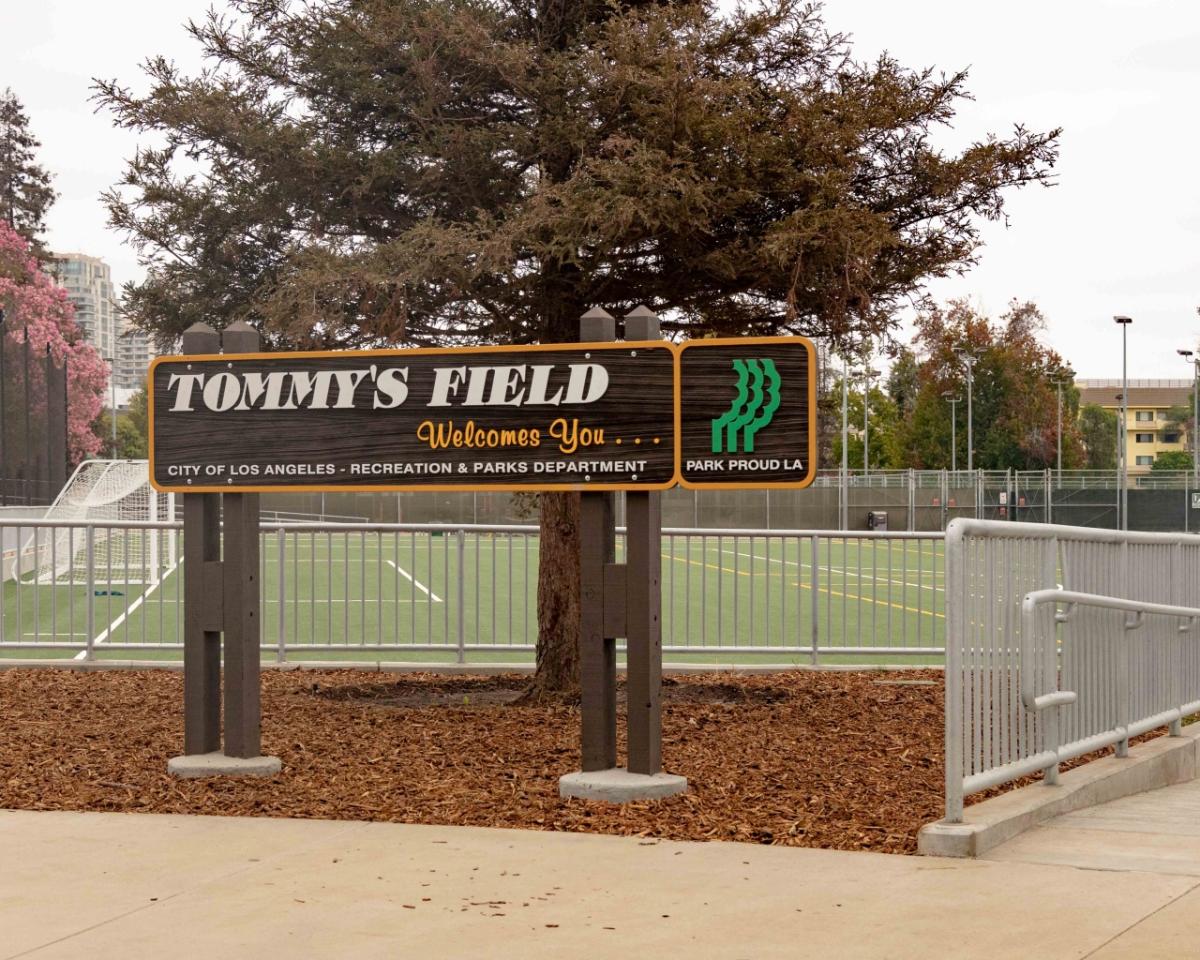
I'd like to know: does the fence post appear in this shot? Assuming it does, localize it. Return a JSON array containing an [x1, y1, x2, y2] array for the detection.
[[216, 321, 263, 761], [578, 307, 618, 772], [810, 534, 819, 665], [180, 322, 222, 756], [624, 306, 664, 776], [456, 529, 466, 664], [1116, 540, 1131, 757], [944, 523, 965, 823], [0, 310, 6, 506], [276, 527, 286, 664], [908, 469, 916, 531], [85, 525, 95, 662]]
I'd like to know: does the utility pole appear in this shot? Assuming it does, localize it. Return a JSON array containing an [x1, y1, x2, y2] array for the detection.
[[1051, 367, 1075, 486], [861, 367, 878, 475], [104, 356, 117, 458], [941, 390, 961, 473], [1114, 316, 1132, 530], [1178, 348, 1199, 482], [955, 349, 978, 474], [841, 357, 849, 530]]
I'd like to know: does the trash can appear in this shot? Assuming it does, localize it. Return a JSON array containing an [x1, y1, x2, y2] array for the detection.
[[867, 510, 888, 531]]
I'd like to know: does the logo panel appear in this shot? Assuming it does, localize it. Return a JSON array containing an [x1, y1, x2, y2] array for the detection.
[[679, 338, 815, 488]]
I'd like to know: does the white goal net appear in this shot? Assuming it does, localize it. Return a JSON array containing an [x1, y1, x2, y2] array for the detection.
[[19, 460, 177, 586]]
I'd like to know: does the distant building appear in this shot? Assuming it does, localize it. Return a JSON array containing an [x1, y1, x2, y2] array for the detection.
[[1076, 379, 1192, 473], [115, 321, 152, 391], [49, 252, 117, 360], [50, 253, 154, 394]]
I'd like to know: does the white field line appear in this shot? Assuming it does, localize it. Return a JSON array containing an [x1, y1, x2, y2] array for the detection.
[[74, 560, 178, 660], [680, 542, 946, 593], [384, 559, 443, 602], [22, 633, 89, 640], [264, 597, 423, 605]]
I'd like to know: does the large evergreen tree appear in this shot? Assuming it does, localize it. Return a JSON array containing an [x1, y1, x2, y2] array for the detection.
[[97, 0, 1059, 696], [0, 89, 57, 252]]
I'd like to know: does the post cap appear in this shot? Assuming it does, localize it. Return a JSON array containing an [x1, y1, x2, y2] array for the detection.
[[623, 305, 660, 341]]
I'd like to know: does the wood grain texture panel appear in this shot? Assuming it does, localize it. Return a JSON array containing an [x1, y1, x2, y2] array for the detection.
[[150, 344, 676, 492]]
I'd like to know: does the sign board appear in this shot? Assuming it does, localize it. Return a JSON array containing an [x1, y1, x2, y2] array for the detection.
[[149, 343, 677, 492], [1192, 492, 1200, 510], [677, 337, 816, 488], [149, 336, 818, 493]]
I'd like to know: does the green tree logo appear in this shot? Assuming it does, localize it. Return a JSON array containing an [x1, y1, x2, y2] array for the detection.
[[711, 358, 781, 453]]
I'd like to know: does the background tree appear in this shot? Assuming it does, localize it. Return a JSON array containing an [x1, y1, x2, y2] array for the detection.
[[93, 388, 149, 460], [894, 300, 1082, 471], [830, 381, 902, 469], [0, 222, 108, 463], [0, 90, 56, 253], [886, 347, 921, 421], [1151, 449, 1193, 472], [1078, 404, 1118, 470], [97, 0, 1059, 697]]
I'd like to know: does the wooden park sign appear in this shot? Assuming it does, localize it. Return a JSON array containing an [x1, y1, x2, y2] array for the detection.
[[158, 311, 816, 800], [148, 336, 815, 493]]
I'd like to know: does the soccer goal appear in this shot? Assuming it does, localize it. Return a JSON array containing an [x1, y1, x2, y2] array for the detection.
[[18, 460, 177, 586]]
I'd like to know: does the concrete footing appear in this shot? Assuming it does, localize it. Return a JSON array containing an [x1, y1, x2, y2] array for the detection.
[[919, 725, 1200, 858], [168, 752, 282, 779], [559, 768, 688, 802]]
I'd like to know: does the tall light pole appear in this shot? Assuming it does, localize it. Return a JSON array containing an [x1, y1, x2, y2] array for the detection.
[[1178, 348, 1199, 482], [941, 390, 961, 473], [104, 356, 117, 459], [1114, 316, 1132, 530], [955, 349, 978, 474], [1051, 367, 1075, 485], [841, 358, 849, 477], [841, 357, 849, 530], [861, 367, 878, 475], [1114, 393, 1124, 530]]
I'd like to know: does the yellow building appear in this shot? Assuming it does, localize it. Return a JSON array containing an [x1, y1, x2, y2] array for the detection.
[[1077, 379, 1192, 473]]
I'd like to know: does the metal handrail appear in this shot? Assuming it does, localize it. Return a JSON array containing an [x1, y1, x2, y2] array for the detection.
[[0, 517, 946, 539], [945, 518, 1200, 821]]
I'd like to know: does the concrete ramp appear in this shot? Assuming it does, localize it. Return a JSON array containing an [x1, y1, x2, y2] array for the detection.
[[985, 777, 1200, 876]]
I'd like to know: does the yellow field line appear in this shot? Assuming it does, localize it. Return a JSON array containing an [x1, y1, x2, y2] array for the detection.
[[664, 554, 944, 619]]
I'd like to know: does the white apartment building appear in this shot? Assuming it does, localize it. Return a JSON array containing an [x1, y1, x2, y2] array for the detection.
[[50, 252, 117, 359], [50, 252, 153, 391]]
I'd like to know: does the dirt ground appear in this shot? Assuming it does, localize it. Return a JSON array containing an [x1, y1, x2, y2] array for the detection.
[[0, 668, 947, 854]]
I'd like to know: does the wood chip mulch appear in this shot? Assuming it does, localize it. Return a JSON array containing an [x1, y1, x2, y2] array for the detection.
[[0, 668, 948, 854]]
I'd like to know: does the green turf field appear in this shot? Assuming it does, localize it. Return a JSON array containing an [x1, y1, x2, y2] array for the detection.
[[1, 532, 945, 664]]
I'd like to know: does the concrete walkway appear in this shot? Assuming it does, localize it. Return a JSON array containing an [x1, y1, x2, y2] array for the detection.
[[3, 809, 1200, 960]]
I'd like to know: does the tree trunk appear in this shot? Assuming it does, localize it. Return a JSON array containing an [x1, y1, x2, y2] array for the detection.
[[520, 490, 581, 702]]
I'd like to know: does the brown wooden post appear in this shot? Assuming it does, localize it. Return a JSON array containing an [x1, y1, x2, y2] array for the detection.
[[219, 321, 263, 759], [623, 306, 663, 775], [579, 307, 618, 771], [181, 322, 222, 755]]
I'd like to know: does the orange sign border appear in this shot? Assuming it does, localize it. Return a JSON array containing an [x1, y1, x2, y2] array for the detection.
[[674, 336, 818, 491], [147, 340, 680, 494]]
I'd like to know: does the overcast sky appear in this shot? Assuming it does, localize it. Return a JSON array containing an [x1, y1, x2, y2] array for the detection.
[[3, 0, 1198, 378]]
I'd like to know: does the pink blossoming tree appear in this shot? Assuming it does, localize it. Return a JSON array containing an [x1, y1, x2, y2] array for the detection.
[[0, 221, 108, 464]]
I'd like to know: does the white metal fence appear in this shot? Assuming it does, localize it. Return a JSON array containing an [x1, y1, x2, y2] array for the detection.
[[0, 520, 944, 663], [944, 519, 1200, 821]]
